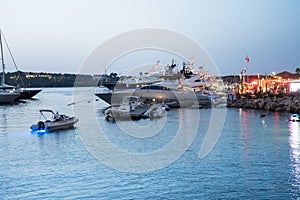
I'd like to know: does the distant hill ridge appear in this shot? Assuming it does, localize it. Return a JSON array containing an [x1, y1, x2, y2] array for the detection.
[[2, 71, 299, 88], [2, 71, 99, 87]]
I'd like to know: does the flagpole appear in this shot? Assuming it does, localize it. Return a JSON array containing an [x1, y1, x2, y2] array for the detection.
[[245, 55, 249, 83]]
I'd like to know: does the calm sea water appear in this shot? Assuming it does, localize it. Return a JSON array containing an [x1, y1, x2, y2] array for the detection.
[[0, 87, 300, 199]]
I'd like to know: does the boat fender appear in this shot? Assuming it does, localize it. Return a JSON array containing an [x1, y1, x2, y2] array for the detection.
[[162, 104, 170, 111], [105, 113, 115, 122], [104, 108, 112, 115], [37, 121, 45, 130]]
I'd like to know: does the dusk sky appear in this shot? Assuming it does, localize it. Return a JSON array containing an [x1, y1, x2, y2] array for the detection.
[[0, 0, 299, 75]]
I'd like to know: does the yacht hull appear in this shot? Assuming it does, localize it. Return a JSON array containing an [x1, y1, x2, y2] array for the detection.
[[0, 92, 20, 104], [31, 117, 79, 131], [95, 89, 212, 108], [18, 88, 42, 99]]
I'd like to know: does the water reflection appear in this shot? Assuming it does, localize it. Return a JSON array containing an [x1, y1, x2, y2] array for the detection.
[[289, 120, 300, 193], [274, 112, 281, 135], [0, 113, 8, 135], [239, 108, 249, 138], [239, 109, 250, 162]]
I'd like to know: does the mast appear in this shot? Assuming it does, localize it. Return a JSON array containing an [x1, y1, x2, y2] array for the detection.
[[2, 30, 25, 87], [0, 29, 5, 85]]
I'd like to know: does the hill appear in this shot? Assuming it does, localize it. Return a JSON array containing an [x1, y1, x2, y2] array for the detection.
[[2, 71, 99, 87]]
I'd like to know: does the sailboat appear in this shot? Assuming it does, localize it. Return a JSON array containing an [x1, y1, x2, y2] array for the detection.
[[0, 30, 20, 103], [0, 89, 19, 104], [0, 29, 41, 100]]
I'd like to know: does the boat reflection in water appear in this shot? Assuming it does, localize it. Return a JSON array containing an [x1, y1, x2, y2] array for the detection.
[[289, 119, 300, 191]]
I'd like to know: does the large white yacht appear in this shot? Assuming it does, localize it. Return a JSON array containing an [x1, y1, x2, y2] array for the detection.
[[95, 81, 212, 108]]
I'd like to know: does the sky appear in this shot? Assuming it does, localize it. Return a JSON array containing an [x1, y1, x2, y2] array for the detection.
[[0, 0, 299, 75]]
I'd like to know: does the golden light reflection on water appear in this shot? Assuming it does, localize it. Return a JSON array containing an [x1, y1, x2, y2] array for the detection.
[[239, 108, 250, 162], [289, 120, 300, 191]]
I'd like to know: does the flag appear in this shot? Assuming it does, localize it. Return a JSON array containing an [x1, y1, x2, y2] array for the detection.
[[245, 55, 250, 63]]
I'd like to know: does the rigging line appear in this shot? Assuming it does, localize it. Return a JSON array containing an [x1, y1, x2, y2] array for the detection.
[[2, 32, 25, 87]]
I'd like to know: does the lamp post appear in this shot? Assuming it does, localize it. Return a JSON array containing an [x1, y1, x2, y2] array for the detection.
[[240, 68, 246, 94]]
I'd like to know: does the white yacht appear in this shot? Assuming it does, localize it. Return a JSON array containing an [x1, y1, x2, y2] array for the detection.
[[96, 81, 212, 108]]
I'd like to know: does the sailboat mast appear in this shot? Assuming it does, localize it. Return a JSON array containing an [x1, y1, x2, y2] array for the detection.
[[0, 30, 5, 85]]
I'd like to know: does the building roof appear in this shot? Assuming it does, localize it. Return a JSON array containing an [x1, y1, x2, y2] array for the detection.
[[276, 71, 299, 79]]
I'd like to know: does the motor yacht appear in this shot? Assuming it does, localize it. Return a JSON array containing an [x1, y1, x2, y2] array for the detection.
[[96, 81, 212, 108]]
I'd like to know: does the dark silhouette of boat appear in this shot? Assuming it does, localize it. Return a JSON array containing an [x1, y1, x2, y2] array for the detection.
[[17, 88, 42, 99], [0, 30, 20, 103], [0, 84, 20, 103]]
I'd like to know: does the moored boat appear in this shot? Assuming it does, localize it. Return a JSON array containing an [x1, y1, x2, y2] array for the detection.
[[290, 114, 300, 122], [17, 88, 42, 99], [96, 81, 212, 108], [98, 60, 179, 91], [0, 31, 20, 104], [104, 96, 147, 121], [95, 60, 227, 108], [143, 104, 166, 119], [0, 29, 42, 100], [104, 96, 166, 122], [0, 88, 20, 104]]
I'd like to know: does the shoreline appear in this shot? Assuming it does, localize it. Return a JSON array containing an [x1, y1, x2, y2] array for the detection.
[[227, 93, 300, 114]]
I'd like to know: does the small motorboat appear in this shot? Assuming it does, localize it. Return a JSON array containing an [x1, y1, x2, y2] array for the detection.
[[104, 96, 147, 122], [290, 114, 300, 122], [30, 109, 79, 132], [104, 96, 167, 122], [143, 104, 166, 119]]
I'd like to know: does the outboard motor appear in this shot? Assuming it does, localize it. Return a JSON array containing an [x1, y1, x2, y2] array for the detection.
[[37, 121, 45, 130]]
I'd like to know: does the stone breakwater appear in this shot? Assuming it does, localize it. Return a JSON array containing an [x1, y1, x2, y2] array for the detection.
[[227, 94, 300, 113]]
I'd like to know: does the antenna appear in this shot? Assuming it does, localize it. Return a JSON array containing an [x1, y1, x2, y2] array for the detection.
[[155, 60, 160, 71]]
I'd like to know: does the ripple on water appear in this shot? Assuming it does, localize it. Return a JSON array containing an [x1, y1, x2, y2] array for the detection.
[[0, 88, 298, 199]]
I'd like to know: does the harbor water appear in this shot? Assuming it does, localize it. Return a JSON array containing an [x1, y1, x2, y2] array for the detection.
[[1, 87, 300, 199]]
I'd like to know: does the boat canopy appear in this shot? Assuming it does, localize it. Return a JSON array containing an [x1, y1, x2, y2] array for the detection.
[[39, 109, 56, 121], [39, 109, 55, 114]]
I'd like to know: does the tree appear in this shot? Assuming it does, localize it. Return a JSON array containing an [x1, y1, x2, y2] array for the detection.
[[296, 68, 300, 74]]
